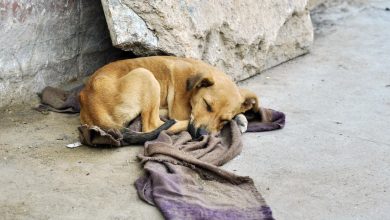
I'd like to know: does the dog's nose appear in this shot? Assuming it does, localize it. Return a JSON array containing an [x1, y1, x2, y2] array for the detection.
[[188, 123, 208, 139], [197, 127, 208, 136]]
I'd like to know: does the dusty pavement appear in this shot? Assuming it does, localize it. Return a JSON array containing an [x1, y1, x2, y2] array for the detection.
[[1, 1, 390, 219]]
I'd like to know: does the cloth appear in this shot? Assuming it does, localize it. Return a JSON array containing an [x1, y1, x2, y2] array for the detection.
[[37, 85, 285, 220], [76, 108, 283, 220], [135, 121, 274, 220], [245, 108, 285, 132], [35, 85, 83, 113]]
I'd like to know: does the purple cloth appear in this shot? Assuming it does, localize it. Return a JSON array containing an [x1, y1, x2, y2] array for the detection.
[[35, 85, 83, 113], [135, 121, 277, 220], [247, 108, 285, 132]]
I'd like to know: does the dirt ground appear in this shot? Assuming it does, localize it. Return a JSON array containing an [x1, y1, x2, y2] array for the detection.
[[1, 1, 390, 219]]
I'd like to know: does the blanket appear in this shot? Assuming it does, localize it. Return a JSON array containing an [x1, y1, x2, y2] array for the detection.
[[35, 85, 83, 113], [135, 121, 274, 220], [37, 86, 285, 220]]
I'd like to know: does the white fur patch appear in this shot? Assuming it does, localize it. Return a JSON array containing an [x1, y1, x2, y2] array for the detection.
[[234, 114, 248, 133]]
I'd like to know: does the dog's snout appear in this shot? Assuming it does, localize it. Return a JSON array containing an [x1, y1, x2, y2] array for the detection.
[[188, 122, 208, 139]]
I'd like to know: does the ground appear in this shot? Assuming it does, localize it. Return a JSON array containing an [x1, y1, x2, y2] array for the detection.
[[1, 1, 389, 219]]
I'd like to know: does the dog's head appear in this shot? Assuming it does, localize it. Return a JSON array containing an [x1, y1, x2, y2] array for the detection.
[[187, 72, 259, 138]]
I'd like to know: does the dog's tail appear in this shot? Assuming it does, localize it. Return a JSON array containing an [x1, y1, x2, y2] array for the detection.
[[121, 119, 176, 144]]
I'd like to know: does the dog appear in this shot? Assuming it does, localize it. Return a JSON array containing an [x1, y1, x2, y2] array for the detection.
[[79, 56, 260, 141]]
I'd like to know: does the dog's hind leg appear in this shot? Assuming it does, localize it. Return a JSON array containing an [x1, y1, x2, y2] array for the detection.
[[118, 68, 187, 134], [140, 89, 166, 133], [117, 68, 176, 144], [118, 68, 167, 133]]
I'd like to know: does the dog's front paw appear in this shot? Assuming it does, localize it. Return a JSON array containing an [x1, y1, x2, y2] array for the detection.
[[234, 114, 248, 133]]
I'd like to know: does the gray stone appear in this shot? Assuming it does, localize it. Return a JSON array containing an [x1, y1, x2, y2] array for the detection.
[[101, 0, 314, 81], [0, 0, 124, 108]]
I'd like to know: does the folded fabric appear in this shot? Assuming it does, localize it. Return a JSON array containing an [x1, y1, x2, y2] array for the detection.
[[35, 85, 83, 113], [135, 121, 274, 220], [245, 108, 285, 132], [76, 107, 285, 147]]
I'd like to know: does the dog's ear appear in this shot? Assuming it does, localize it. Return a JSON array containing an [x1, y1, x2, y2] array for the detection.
[[239, 88, 260, 113], [186, 73, 215, 91]]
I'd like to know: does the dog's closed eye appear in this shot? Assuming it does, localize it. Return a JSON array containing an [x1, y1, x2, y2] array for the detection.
[[203, 98, 213, 112]]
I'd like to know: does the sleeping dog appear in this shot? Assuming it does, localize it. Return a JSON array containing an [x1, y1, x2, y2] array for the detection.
[[79, 56, 259, 142]]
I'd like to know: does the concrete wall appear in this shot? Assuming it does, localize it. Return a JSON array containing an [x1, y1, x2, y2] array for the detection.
[[0, 0, 126, 108]]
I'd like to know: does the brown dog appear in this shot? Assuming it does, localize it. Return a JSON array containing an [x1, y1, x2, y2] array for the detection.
[[79, 56, 259, 139]]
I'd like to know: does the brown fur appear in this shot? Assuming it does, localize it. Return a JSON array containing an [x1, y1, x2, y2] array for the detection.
[[79, 56, 259, 134]]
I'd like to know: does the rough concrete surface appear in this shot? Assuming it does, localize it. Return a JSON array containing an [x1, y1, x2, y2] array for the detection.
[[101, 0, 313, 81], [0, 0, 126, 109], [1, 1, 390, 219]]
